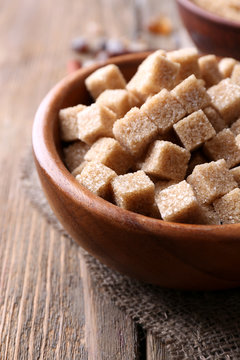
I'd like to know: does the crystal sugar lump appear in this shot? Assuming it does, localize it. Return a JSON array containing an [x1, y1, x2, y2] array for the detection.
[[63, 141, 90, 172], [187, 159, 237, 204], [198, 55, 222, 87], [171, 75, 211, 114], [59, 104, 86, 141], [207, 78, 240, 125], [231, 64, 240, 86], [203, 106, 226, 133], [76, 161, 117, 199], [84, 137, 133, 174], [203, 128, 240, 168], [167, 47, 200, 83], [140, 89, 186, 134], [173, 110, 216, 151], [85, 64, 126, 100], [213, 188, 240, 224], [141, 140, 190, 180], [113, 107, 158, 158], [77, 104, 116, 145], [218, 57, 237, 78], [127, 50, 180, 101], [111, 170, 155, 215]]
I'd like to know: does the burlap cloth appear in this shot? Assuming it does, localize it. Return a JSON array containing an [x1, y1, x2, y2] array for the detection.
[[21, 149, 240, 360]]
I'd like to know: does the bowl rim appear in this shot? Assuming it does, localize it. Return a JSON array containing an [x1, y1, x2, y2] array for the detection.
[[177, 0, 240, 30], [32, 52, 240, 239]]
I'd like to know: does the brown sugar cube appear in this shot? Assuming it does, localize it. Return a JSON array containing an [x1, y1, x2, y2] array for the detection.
[[76, 161, 117, 199], [113, 107, 158, 158], [186, 150, 207, 176], [230, 118, 240, 135], [155, 180, 178, 197], [140, 89, 186, 134], [155, 180, 205, 223], [198, 55, 223, 87], [71, 161, 88, 177], [96, 89, 139, 119], [167, 47, 200, 83], [172, 75, 211, 114], [187, 159, 237, 204], [236, 133, 240, 148], [200, 204, 221, 225], [141, 140, 190, 180], [59, 104, 87, 142], [213, 188, 240, 224], [77, 104, 116, 145], [85, 64, 126, 100], [203, 106, 226, 133], [207, 78, 240, 125], [203, 129, 240, 168], [173, 110, 216, 151], [127, 50, 180, 101], [63, 141, 90, 172], [111, 170, 155, 215], [231, 64, 240, 86], [230, 166, 240, 186], [218, 57, 237, 78], [84, 137, 133, 175]]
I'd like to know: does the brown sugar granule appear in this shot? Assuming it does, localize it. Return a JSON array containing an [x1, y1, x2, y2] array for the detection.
[[85, 64, 126, 100], [113, 107, 158, 158], [187, 159, 237, 204], [207, 78, 240, 125], [59, 104, 87, 142], [172, 75, 211, 115], [230, 118, 240, 136], [198, 55, 223, 88], [203, 128, 240, 168], [213, 188, 240, 224], [140, 89, 186, 135], [141, 140, 190, 180], [84, 137, 133, 175], [127, 50, 179, 101], [63, 141, 90, 172], [218, 57, 237, 78], [76, 161, 117, 199], [77, 104, 116, 145], [173, 110, 216, 151], [167, 48, 200, 83], [155, 180, 206, 223], [203, 106, 226, 133], [111, 170, 155, 215]]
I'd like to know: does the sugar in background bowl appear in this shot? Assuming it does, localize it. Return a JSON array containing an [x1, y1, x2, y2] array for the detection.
[[176, 0, 240, 60], [33, 52, 240, 291]]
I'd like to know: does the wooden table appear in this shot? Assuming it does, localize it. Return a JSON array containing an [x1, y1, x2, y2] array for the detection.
[[0, 1, 191, 358]]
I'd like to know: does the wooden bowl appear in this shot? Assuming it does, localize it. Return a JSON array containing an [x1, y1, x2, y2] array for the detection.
[[32, 52, 240, 291], [176, 0, 240, 60]]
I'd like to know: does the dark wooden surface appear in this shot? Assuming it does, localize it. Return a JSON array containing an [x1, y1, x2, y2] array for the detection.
[[0, 0, 192, 358]]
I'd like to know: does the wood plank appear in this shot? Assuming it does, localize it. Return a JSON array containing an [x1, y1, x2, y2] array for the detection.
[[80, 253, 140, 360], [147, 332, 168, 360]]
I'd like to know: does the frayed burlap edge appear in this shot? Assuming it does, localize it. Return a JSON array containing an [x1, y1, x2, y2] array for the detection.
[[21, 149, 240, 360]]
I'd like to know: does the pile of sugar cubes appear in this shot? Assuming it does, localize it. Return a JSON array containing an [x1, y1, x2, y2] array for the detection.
[[60, 48, 240, 225]]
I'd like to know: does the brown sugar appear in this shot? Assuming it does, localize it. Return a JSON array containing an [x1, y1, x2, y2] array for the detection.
[[207, 78, 240, 125], [230, 166, 240, 187], [140, 89, 186, 134], [198, 55, 223, 87], [85, 64, 126, 100], [230, 118, 240, 135], [203, 128, 240, 168], [77, 104, 116, 144], [186, 150, 207, 176], [76, 161, 117, 199], [167, 48, 200, 83], [173, 110, 216, 151], [59, 104, 87, 142], [187, 159, 237, 204], [113, 107, 158, 158], [172, 75, 211, 114], [155, 180, 205, 223], [63, 141, 90, 172], [141, 140, 190, 180], [231, 64, 240, 86], [213, 188, 240, 224], [203, 106, 226, 133], [218, 57, 237, 78], [111, 170, 155, 215], [84, 137, 133, 174], [127, 50, 180, 101]]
